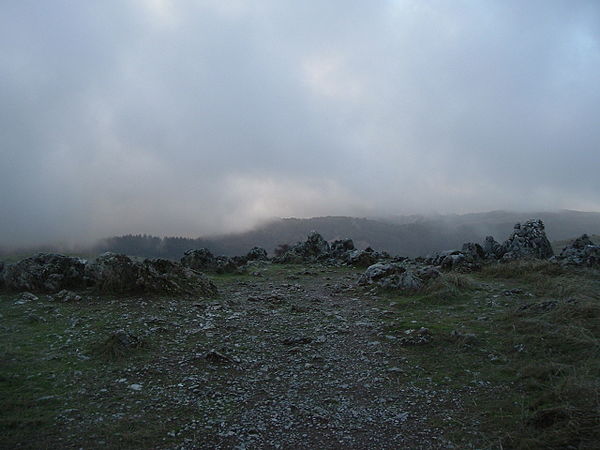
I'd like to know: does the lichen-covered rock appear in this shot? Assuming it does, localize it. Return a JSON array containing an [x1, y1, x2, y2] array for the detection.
[[3, 253, 86, 293], [246, 246, 268, 261], [86, 252, 217, 296], [85, 252, 140, 293], [425, 248, 480, 272], [273, 231, 331, 263], [358, 262, 424, 291], [139, 258, 218, 296], [180, 248, 216, 271], [556, 234, 600, 267], [214, 256, 240, 274], [482, 236, 502, 258], [345, 249, 379, 268], [330, 239, 355, 257], [500, 219, 554, 260], [461, 242, 485, 260]]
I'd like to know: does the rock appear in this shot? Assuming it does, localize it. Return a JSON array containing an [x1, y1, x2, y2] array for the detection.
[[461, 242, 485, 260], [282, 336, 312, 346], [128, 384, 142, 391], [86, 253, 217, 296], [3, 253, 86, 293], [0, 262, 4, 289], [426, 250, 480, 272], [330, 239, 355, 257], [85, 253, 140, 293], [499, 219, 554, 260], [345, 249, 379, 268], [246, 247, 268, 261], [180, 248, 216, 271], [358, 263, 424, 291], [55, 289, 83, 302], [94, 330, 142, 359], [214, 256, 240, 274], [205, 350, 234, 364], [482, 236, 502, 258], [274, 232, 330, 263], [399, 327, 432, 346], [139, 258, 218, 296], [16, 292, 39, 303], [556, 234, 600, 267]]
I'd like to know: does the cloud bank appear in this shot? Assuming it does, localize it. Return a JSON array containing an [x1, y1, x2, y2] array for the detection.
[[1, 0, 599, 246]]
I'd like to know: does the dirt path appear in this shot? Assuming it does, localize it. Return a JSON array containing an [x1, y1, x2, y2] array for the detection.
[[186, 267, 457, 449]]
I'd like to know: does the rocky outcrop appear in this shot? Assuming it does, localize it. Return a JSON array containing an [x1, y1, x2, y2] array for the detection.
[[180, 248, 215, 271], [345, 248, 380, 268], [246, 247, 268, 261], [86, 252, 217, 296], [556, 234, 600, 267], [482, 236, 502, 258], [358, 262, 439, 291], [2, 253, 86, 293], [273, 232, 331, 263], [425, 249, 481, 272], [499, 219, 554, 260], [330, 239, 355, 257]]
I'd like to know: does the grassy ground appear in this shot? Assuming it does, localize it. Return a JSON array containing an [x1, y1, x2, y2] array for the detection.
[[378, 260, 600, 448], [1, 261, 599, 448]]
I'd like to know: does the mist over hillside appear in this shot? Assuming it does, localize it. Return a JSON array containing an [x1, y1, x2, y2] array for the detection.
[[88, 210, 600, 260]]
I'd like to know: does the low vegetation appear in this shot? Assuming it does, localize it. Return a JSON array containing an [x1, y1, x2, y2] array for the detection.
[[1, 260, 599, 448]]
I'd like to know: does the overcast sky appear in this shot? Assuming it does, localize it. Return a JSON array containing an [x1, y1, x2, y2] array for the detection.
[[1, 0, 599, 246]]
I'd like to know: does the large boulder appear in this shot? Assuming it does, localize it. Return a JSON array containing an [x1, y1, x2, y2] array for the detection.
[[3, 253, 86, 293], [246, 247, 268, 261], [85, 252, 140, 293], [214, 256, 240, 274], [330, 239, 355, 257], [358, 262, 436, 291], [556, 234, 600, 267], [345, 248, 379, 268], [139, 258, 218, 296], [425, 249, 480, 272], [86, 252, 217, 296], [482, 236, 502, 258], [500, 219, 554, 260], [180, 248, 216, 271], [273, 231, 331, 263]]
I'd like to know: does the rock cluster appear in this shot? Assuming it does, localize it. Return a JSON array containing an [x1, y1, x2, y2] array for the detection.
[[556, 234, 600, 267], [499, 219, 554, 260], [3, 253, 86, 293], [424, 218, 554, 271], [358, 262, 439, 291], [1, 252, 217, 297], [87, 253, 217, 296], [181, 247, 269, 274], [274, 233, 388, 267]]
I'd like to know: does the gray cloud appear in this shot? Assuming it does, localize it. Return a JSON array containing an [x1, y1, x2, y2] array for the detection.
[[1, 0, 599, 246]]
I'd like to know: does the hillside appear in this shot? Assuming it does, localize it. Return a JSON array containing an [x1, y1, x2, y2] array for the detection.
[[92, 210, 600, 259]]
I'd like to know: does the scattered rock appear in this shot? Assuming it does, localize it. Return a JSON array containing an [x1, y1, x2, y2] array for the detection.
[[93, 330, 143, 359], [398, 328, 432, 346], [55, 289, 83, 302]]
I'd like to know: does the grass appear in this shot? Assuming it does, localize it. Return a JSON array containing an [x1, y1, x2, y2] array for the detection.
[[378, 260, 600, 448]]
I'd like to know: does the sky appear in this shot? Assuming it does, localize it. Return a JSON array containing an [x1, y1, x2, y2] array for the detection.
[[1, 0, 599, 246]]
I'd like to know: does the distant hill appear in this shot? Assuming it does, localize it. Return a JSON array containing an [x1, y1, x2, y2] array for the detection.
[[92, 210, 600, 259]]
